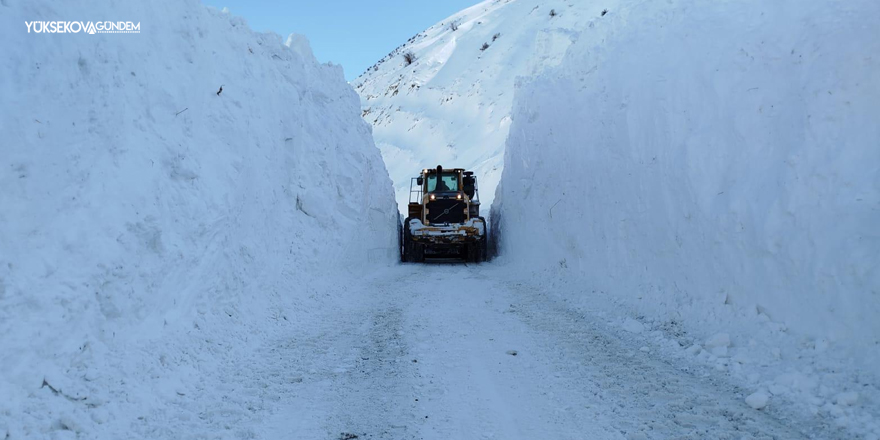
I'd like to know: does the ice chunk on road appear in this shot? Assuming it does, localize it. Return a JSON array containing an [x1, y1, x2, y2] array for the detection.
[[746, 391, 770, 410], [705, 333, 731, 349], [768, 383, 787, 396], [836, 391, 859, 406], [622, 318, 645, 334], [686, 344, 702, 355], [710, 345, 729, 357]]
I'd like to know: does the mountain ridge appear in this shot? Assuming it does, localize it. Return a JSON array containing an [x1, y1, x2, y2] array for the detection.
[[355, 0, 612, 212]]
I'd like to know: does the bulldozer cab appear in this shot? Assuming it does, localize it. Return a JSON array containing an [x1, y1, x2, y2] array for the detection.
[[408, 166, 480, 221]]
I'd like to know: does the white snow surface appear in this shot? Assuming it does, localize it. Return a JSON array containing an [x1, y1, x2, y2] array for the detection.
[[493, 0, 880, 435], [3, 0, 880, 438], [0, 0, 397, 437], [355, 0, 604, 213]]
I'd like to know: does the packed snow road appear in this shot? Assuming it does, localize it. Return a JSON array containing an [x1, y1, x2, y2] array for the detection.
[[255, 264, 826, 440]]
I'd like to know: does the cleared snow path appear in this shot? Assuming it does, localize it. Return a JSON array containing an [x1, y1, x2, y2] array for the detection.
[[255, 264, 836, 440]]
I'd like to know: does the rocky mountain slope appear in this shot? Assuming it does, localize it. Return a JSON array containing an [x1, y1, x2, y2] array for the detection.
[[354, 0, 609, 212]]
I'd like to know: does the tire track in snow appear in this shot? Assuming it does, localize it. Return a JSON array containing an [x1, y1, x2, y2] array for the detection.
[[330, 304, 421, 439], [500, 277, 834, 439], [396, 264, 826, 439], [265, 264, 834, 439], [264, 272, 424, 439], [399, 264, 616, 439]]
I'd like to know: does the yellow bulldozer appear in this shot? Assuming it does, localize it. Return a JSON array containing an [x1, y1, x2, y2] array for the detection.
[[401, 165, 487, 263]]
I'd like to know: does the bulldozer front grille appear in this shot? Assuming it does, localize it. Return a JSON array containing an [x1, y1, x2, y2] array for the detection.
[[426, 199, 466, 224]]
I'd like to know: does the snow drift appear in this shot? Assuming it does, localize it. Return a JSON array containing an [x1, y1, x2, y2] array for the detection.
[[0, 0, 396, 437], [494, 0, 879, 375]]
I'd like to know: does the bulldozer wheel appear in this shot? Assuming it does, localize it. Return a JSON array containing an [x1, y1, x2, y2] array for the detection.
[[398, 216, 405, 262], [402, 218, 424, 263], [467, 241, 484, 263], [480, 218, 488, 261]]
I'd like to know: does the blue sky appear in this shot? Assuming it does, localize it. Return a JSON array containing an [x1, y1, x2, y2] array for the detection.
[[201, 0, 481, 81]]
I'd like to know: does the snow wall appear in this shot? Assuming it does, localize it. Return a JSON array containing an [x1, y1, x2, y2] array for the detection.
[[0, 0, 397, 432], [493, 0, 879, 358]]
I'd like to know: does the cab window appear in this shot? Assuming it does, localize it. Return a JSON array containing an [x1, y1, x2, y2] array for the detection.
[[426, 173, 459, 192]]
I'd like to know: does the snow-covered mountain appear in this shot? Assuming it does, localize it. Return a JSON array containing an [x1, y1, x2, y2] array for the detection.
[[0, 0, 396, 436], [354, 0, 608, 213]]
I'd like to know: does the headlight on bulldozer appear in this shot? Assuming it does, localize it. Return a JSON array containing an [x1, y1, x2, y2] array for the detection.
[[429, 194, 436, 201], [456, 193, 463, 200]]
